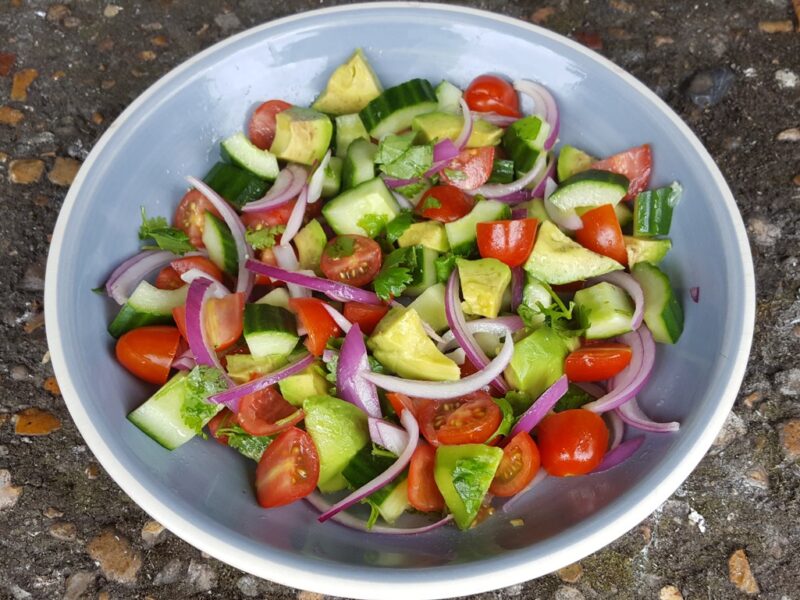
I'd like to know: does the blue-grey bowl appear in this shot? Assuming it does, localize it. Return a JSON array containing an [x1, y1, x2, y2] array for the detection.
[[45, 3, 755, 598]]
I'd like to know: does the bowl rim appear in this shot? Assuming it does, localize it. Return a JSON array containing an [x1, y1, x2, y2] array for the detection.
[[44, 3, 755, 598]]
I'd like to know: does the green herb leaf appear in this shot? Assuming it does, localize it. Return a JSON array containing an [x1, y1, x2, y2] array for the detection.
[[138, 207, 195, 255], [357, 213, 389, 238], [245, 225, 285, 250], [216, 424, 274, 461], [553, 384, 594, 413], [375, 133, 416, 165], [375, 134, 434, 180], [324, 351, 339, 384], [421, 195, 442, 211], [91, 286, 106, 295], [384, 210, 415, 244], [503, 390, 533, 417], [326, 235, 356, 259], [486, 396, 514, 443], [434, 253, 457, 283], [443, 168, 466, 181], [395, 180, 428, 199], [372, 247, 417, 301], [181, 366, 227, 434], [518, 280, 585, 339], [452, 456, 496, 523]]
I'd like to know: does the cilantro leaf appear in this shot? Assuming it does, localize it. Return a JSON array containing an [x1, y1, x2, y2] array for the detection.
[[245, 225, 285, 250], [395, 180, 428, 199], [375, 133, 416, 165], [375, 134, 434, 179], [517, 279, 585, 338], [553, 384, 594, 413], [358, 214, 389, 238], [180, 365, 228, 434], [384, 210, 415, 244], [421, 195, 442, 211], [326, 235, 356, 259], [372, 246, 417, 300], [434, 253, 457, 283], [138, 207, 195, 255], [443, 168, 466, 181], [216, 424, 274, 461], [486, 396, 514, 444], [324, 351, 339, 384]]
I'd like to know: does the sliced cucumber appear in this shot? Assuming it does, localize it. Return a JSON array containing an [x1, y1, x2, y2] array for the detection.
[[359, 78, 438, 138], [615, 202, 634, 228], [503, 115, 551, 174], [444, 200, 512, 256], [322, 156, 343, 198], [342, 138, 378, 190], [255, 287, 291, 310], [243, 304, 299, 357], [203, 162, 267, 210], [557, 145, 596, 181], [435, 80, 463, 114], [634, 182, 681, 237], [202, 212, 238, 276], [376, 478, 409, 524], [108, 281, 188, 338], [220, 132, 279, 180], [409, 282, 448, 332], [548, 169, 629, 211], [322, 177, 400, 238], [488, 158, 515, 184], [574, 282, 634, 340], [334, 113, 370, 158], [405, 246, 440, 297], [631, 262, 684, 344]]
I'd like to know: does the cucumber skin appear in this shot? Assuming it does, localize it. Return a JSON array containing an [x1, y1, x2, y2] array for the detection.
[[359, 78, 438, 137], [203, 162, 267, 210], [220, 132, 279, 180], [202, 212, 238, 276], [547, 169, 630, 211], [633, 183, 681, 237], [488, 159, 515, 184], [243, 304, 299, 356], [342, 139, 377, 191], [108, 305, 173, 338], [631, 262, 684, 344]]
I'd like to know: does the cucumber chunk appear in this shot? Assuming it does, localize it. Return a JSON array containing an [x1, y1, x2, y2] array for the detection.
[[548, 169, 630, 211], [342, 138, 378, 190], [203, 162, 267, 210], [359, 78, 438, 138], [202, 211, 238, 276], [633, 182, 681, 237], [631, 262, 684, 344], [243, 304, 299, 357], [108, 281, 187, 338], [127, 372, 197, 450], [574, 281, 634, 340], [220, 132, 279, 180], [334, 113, 370, 158], [322, 178, 400, 238], [435, 80, 463, 114]]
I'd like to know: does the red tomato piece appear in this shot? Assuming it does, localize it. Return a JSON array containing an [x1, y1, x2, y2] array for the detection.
[[251, 247, 279, 286], [156, 256, 224, 290], [207, 408, 237, 445], [248, 99, 292, 150], [288, 298, 342, 356], [575, 204, 627, 266], [464, 74, 521, 118], [236, 386, 303, 437], [439, 147, 495, 191], [591, 144, 652, 199], [416, 185, 475, 223], [408, 441, 445, 512], [155, 266, 184, 290], [418, 391, 502, 446], [255, 426, 320, 508], [174, 189, 222, 249], [536, 409, 609, 476], [342, 302, 389, 335], [172, 291, 245, 352], [564, 343, 632, 382], [489, 431, 541, 497], [115, 326, 181, 385], [319, 235, 383, 288], [476, 218, 539, 268]]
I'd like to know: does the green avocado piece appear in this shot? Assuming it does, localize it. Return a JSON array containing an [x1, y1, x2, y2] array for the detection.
[[312, 49, 383, 115], [408, 283, 449, 332], [524, 221, 624, 284], [278, 363, 330, 407], [504, 326, 569, 400], [411, 112, 504, 147], [269, 107, 333, 165], [557, 145, 596, 181], [303, 395, 369, 493], [457, 258, 511, 318], [367, 307, 459, 381], [398, 221, 450, 252], [434, 444, 503, 530], [624, 235, 672, 266], [294, 219, 327, 275], [225, 353, 289, 384]]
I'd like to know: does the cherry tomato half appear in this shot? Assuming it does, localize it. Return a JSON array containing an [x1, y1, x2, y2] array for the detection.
[[408, 441, 445, 512], [416, 185, 475, 223], [156, 256, 224, 290], [343, 302, 389, 335], [174, 191, 222, 249], [255, 426, 320, 508], [248, 99, 292, 150], [465, 74, 521, 118], [564, 343, 633, 382], [439, 147, 495, 191], [489, 431, 541, 497], [319, 235, 382, 288], [115, 326, 181, 385], [537, 409, 609, 476], [591, 144, 652, 199], [237, 386, 304, 437], [207, 408, 237, 445], [418, 391, 502, 446], [288, 297, 342, 356], [476, 218, 539, 268], [575, 204, 627, 266], [173, 291, 245, 352]]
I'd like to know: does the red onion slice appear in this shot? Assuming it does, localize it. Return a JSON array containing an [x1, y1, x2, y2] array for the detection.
[[508, 375, 569, 438], [271, 245, 312, 299], [307, 150, 331, 204], [178, 268, 228, 297], [511, 207, 528, 219], [589, 271, 644, 330], [592, 436, 645, 473], [445, 348, 466, 365], [246, 259, 383, 305], [184, 278, 227, 374], [544, 178, 582, 231], [337, 324, 381, 418], [437, 316, 524, 352], [105, 250, 176, 305], [510, 267, 524, 312], [472, 151, 547, 198], [390, 190, 414, 210], [583, 327, 656, 413], [501, 469, 548, 513], [362, 334, 513, 400], [318, 409, 419, 522], [368, 417, 408, 455], [605, 409, 625, 451], [322, 303, 352, 334], [690, 287, 700, 303], [242, 164, 307, 212], [186, 176, 253, 298], [306, 492, 453, 534], [171, 347, 196, 371], [453, 97, 474, 150], [208, 353, 315, 411], [530, 153, 556, 198], [616, 397, 680, 432], [471, 111, 518, 127], [383, 176, 420, 189], [425, 139, 460, 177], [280, 185, 308, 245], [514, 79, 559, 150]]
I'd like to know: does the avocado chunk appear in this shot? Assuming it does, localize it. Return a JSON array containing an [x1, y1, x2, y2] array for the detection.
[[278, 363, 330, 407], [557, 145, 596, 181], [303, 395, 369, 493], [434, 444, 503, 530], [411, 112, 504, 148], [398, 221, 450, 252], [574, 282, 634, 340], [504, 326, 569, 400], [225, 353, 289, 384], [367, 307, 460, 381], [524, 221, 624, 284], [624, 235, 672, 266], [457, 258, 511, 318], [408, 283, 449, 332], [312, 48, 383, 115], [294, 219, 327, 275], [269, 107, 333, 165]]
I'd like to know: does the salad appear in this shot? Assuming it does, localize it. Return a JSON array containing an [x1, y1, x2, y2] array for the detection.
[[102, 49, 684, 533]]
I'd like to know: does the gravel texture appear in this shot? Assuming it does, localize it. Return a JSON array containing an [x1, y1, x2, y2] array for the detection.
[[1, 1, 799, 598]]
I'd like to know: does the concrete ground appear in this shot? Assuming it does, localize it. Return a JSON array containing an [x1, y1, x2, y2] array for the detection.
[[1, 0, 799, 598]]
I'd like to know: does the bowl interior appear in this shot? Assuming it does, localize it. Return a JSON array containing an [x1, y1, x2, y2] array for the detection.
[[46, 4, 753, 598]]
